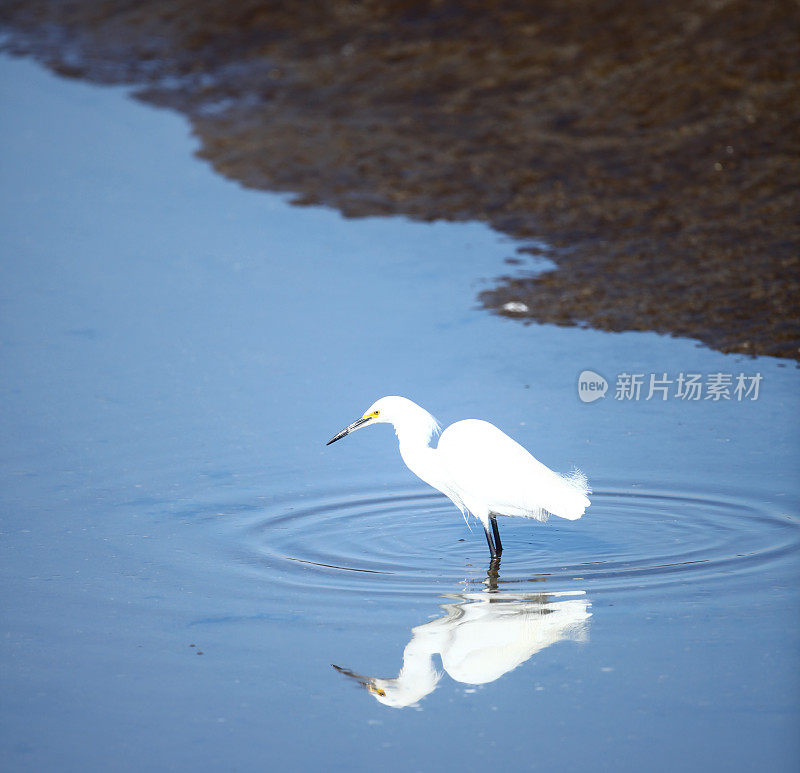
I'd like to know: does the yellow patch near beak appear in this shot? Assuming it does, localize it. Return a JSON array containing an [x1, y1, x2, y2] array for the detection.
[[367, 684, 386, 697], [362, 410, 380, 420]]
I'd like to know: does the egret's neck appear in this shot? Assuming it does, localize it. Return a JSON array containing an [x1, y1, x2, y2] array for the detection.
[[376, 626, 444, 707], [392, 410, 442, 489]]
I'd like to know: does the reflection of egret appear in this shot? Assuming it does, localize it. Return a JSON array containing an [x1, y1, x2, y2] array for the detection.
[[333, 589, 591, 708], [327, 396, 590, 557]]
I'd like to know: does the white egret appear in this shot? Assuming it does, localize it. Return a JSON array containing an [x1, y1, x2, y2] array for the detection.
[[334, 591, 591, 708], [326, 396, 590, 557]]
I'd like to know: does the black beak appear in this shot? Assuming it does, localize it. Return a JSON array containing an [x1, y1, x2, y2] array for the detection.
[[331, 664, 365, 681], [331, 664, 382, 694], [326, 416, 372, 445]]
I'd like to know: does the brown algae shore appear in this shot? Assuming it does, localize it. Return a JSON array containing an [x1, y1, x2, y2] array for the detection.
[[1, 0, 798, 359]]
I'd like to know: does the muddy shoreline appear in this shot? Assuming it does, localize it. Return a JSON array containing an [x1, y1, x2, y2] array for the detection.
[[1, 1, 798, 359]]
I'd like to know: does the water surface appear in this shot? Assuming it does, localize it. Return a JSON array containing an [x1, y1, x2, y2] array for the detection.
[[1, 55, 799, 771]]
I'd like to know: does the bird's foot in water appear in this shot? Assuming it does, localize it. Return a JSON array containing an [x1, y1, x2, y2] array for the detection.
[[486, 556, 501, 590]]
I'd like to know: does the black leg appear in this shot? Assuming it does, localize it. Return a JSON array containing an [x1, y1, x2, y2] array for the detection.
[[486, 556, 501, 591], [483, 523, 497, 559], [490, 516, 503, 555]]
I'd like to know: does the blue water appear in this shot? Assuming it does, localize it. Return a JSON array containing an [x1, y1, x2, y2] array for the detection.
[[1, 55, 798, 771]]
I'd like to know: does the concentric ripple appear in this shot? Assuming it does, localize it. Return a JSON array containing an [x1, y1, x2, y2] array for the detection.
[[229, 484, 800, 597]]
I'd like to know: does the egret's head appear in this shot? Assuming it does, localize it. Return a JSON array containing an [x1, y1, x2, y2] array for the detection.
[[332, 664, 440, 709], [325, 397, 390, 445], [326, 396, 432, 445]]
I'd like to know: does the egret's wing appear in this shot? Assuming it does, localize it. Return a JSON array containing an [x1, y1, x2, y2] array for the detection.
[[436, 420, 590, 520], [442, 597, 591, 684]]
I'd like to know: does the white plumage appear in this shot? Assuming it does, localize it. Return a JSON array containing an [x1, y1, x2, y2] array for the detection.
[[437, 419, 590, 522], [334, 591, 591, 708], [327, 396, 590, 557]]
